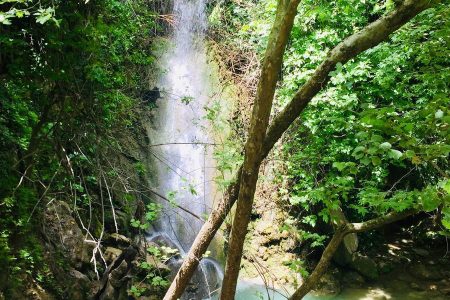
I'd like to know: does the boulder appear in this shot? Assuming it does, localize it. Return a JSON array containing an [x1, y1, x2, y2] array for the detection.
[[341, 270, 365, 287], [334, 233, 359, 266], [314, 268, 341, 296], [331, 208, 358, 266], [351, 253, 379, 280], [412, 248, 430, 257], [109, 233, 131, 247], [99, 282, 117, 300], [105, 247, 123, 264], [411, 264, 444, 280], [109, 260, 129, 288], [42, 201, 93, 269], [66, 269, 91, 300], [377, 260, 394, 274]]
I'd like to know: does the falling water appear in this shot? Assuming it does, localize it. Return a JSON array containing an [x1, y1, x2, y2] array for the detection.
[[148, 0, 223, 299]]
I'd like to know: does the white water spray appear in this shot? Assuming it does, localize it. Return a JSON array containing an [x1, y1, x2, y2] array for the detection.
[[151, 0, 213, 252], [148, 0, 222, 299]]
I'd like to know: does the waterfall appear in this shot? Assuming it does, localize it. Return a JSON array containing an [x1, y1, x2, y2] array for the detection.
[[148, 0, 223, 299]]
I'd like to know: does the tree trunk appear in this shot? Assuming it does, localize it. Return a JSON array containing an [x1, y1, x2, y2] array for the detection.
[[162, 167, 242, 300], [163, 1, 438, 299], [289, 225, 347, 300], [289, 210, 417, 299], [220, 1, 301, 298]]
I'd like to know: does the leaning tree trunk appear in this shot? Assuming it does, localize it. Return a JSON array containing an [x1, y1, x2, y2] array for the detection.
[[163, 1, 439, 299], [220, 1, 301, 299], [289, 210, 417, 299]]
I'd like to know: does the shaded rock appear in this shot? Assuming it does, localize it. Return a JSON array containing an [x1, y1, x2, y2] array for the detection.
[[105, 247, 123, 264], [105, 233, 131, 248], [332, 208, 358, 266], [351, 253, 379, 280], [440, 285, 450, 295], [66, 269, 91, 300], [314, 267, 341, 295], [109, 260, 129, 288], [341, 270, 365, 287], [412, 248, 430, 257], [334, 233, 359, 266], [42, 201, 93, 269], [410, 282, 425, 291], [99, 282, 117, 300], [24, 281, 54, 300], [411, 264, 443, 280], [378, 260, 394, 274]]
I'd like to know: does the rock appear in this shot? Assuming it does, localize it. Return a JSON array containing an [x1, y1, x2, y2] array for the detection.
[[412, 248, 430, 257], [332, 208, 358, 266], [105, 247, 123, 264], [67, 269, 91, 300], [378, 260, 394, 274], [105, 233, 131, 247], [24, 281, 54, 300], [411, 264, 443, 280], [410, 282, 424, 291], [99, 282, 116, 300], [314, 268, 341, 296], [365, 288, 391, 300], [350, 253, 379, 280], [255, 220, 279, 238], [145, 254, 171, 275], [109, 260, 128, 288], [341, 270, 365, 287], [42, 201, 93, 269], [440, 286, 450, 295]]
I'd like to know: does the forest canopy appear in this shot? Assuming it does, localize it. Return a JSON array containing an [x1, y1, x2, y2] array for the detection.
[[1, 0, 449, 300]]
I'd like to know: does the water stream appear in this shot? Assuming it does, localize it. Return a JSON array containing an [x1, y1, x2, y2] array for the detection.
[[148, 0, 223, 299]]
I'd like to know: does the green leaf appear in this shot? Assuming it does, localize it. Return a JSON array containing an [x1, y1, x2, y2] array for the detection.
[[332, 162, 346, 171], [371, 156, 382, 166], [421, 195, 441, 212], [379, 142, 392, 150], [440, 206, 450, 230], [388, 149, 403, 160], [435, 109, 444, 119], [440, 180, 450, 194], [405, 150, 415, 158]]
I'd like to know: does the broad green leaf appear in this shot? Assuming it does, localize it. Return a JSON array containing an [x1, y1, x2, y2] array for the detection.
[[379, 142, 392, 150], [388, 149, 403, 160]]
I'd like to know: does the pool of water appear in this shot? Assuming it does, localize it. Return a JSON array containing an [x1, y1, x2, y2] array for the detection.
[[226, 281, 444, 300]]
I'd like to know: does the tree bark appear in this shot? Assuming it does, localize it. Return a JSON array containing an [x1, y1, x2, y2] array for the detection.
[[163, 1, 438, 299], [289, 225, 348, 300], [289, 209, 418, 300], [220, 1, 301, 298], [162, 166, 242, 300]]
